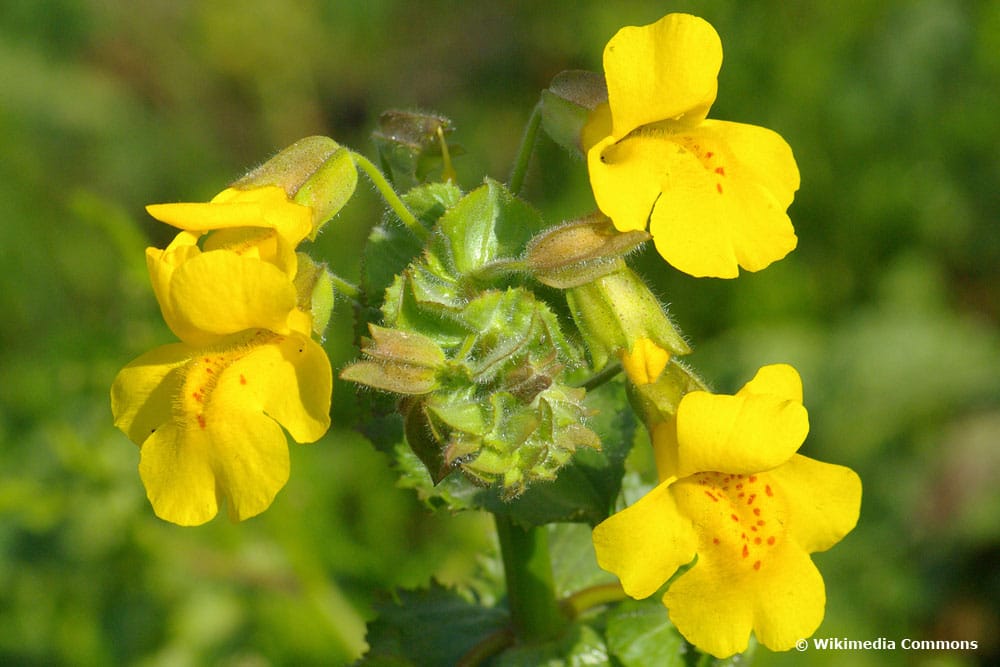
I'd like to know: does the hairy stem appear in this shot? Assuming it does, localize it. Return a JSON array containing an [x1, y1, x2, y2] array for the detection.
[[508, 101, 543, 196], [494, 514, 567, 644], [350, 151, 428, 242]]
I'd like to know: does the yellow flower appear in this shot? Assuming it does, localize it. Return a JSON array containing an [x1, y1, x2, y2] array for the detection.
[[112, 184, 333, 525], [592, 365, 861, 657], [586, 14, 801, 278], [144, 186, 314, 346], [111, 327, 332, 525]]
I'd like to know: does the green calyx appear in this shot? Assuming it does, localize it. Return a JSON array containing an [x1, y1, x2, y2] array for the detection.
[[345, 179, 600, 497]]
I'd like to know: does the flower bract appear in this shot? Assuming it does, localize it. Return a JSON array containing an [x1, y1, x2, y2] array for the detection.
[[586, 13, 801, 278], [592, 364, 861, 657]]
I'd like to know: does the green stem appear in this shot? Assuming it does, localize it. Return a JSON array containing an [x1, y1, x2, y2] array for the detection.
[[508, 101, 543, 196], [494, 514, 567, 643], [350, 151, 428, 242], [562, 582, 627, 619], [575, 361, 623, 392]]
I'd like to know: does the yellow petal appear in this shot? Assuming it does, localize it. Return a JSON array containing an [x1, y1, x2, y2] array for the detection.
[[750, 546, 826, 652], [138, 421, 221, 525], [620, 337, 670, 386], [675, 367, 808, 477], [167, 250, 299, 346], [603, 13, 721, 138], [768, 454, 862, 554], [146, 185, 311, 247], [651, 419, 680, 481], [739, 363, 803, 403], [649, 121, 798, 277], [581, 102, 612, 154], [146, 232, 201, 333], [224, 332, 332, 443], [111, 343, 193, 445], [587, 134, 662, 234], [592, 478, 697, 599], [663, 534, 825, 657]]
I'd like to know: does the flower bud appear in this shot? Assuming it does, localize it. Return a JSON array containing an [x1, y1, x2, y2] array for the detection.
[[523, 213, 649, 288], [540, 70, 608, 156], [566, 264, 690, 371], [371, 110, 458, 189], [231, 135, 357, 238]]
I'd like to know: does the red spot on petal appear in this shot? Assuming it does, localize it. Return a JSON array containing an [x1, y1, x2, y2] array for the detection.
[[240, 374, 247, 385], [755, 537, 762, 545], [716, 182, 724, 194], [754, 560, 762, 571], [705, 151, 714, 158], [765, 485, 773, 497], [704, 491, 719, 502], [757, 520, 765, 526], [715, 166, 725, 176], [753, 508, 762, 516], [197, 414, 206, 429], [713, 537, 720, 545], [749, 475, 757, 483], [742, 544, 750, 558], [731, 514, 740, 522], [747, 494, 756, 505], [751, 526, 758, 532], [205, 368, 213, 375], [768, 536, 776, 546], [203, 358, 210, 363]]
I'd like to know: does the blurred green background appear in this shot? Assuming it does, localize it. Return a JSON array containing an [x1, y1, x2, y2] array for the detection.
[[2, 1, 998, 665]]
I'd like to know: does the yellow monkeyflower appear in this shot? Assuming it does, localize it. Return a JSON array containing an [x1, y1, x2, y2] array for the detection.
[[111, 326, 332, 526], [586, 14, 801, 278], [112, 184, 335, 525], [592, 365, 861, 657]]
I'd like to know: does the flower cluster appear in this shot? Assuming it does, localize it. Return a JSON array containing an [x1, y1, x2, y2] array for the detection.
[[111, 138, 355, 525], [584, 13, 862, 659]]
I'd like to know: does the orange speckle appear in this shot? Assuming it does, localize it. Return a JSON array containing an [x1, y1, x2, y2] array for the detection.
[[757, 520, 765, 526], [705, 151, 714, 158], [749, 475, 757, 483], [205, 368, 213, 375], [753, 560, 762, 571], [240, 374, 247, 385], [765, 485, 773, 497], [753, 508, 761, 516], [767, 536, 776, 546], [196, 414, 207, 429], [705, 491, 719, 502], [742, 544, 750, 558], [747, 493, 756, 505], [754, 537, 762, 545], [713, 537, 720, 545], [715, 166, 725, 176], [731, 514, 740, 522], [716, 182, 723, 194]]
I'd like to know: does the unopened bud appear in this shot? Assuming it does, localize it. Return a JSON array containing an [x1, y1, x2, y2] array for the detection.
[[523, 214, 649, 288], [541, 70, 608, 156], [372, 110, 459, 189], [231, 135, 357, 238], [567, 265, 690, 371]]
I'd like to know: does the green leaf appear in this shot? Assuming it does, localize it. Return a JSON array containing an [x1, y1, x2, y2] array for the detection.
[[547, 523, 617, 597], [605, 599, 686, 667], [438, 179, 544, 277], [361, 181, 461, 310], [359, 581, 508, 667]]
